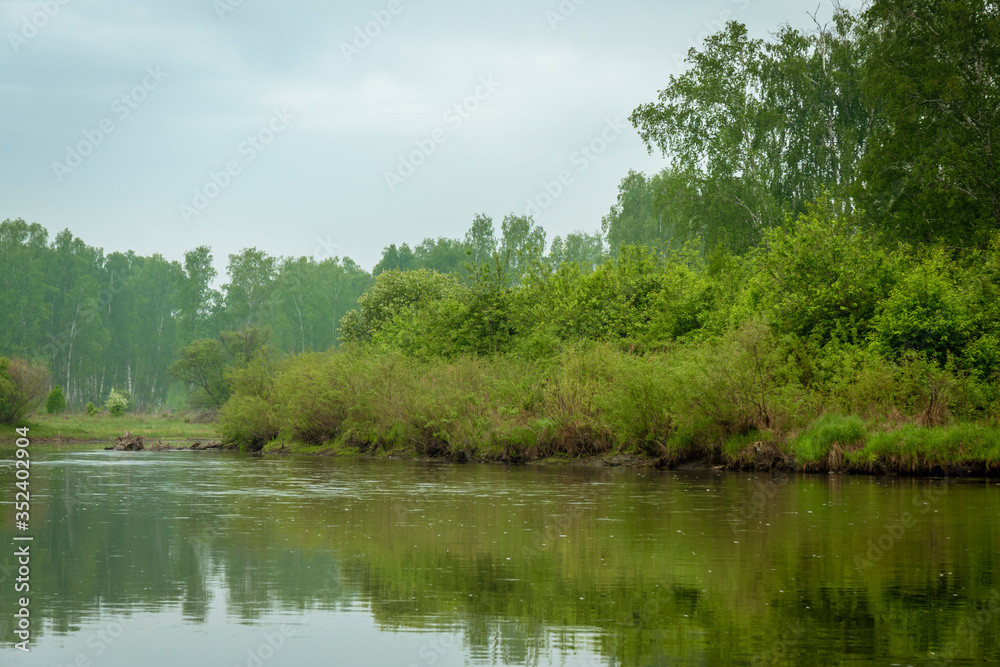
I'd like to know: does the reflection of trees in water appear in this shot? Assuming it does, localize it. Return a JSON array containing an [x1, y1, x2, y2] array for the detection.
[[2, 458, 999, 665]]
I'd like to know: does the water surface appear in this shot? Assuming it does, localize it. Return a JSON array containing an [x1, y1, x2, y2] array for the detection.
[[1, 449, 999, 666]]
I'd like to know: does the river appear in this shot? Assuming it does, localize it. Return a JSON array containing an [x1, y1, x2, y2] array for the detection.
[[1, 449, 999, 666]]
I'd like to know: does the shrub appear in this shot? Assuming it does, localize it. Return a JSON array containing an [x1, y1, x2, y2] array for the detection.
[[0, 357, 49, 424], [85, 402, 99, 416], [218, 351, 281, 450], [870, 252, 972, 365], [45, 386, 66, 415], [105, 389, 130, 417], [747, 202, 900, 345]]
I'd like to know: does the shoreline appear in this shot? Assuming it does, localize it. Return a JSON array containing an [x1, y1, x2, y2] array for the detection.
[[9, 416, 999, 477]]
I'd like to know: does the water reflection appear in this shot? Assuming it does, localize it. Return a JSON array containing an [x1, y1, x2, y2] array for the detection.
[[1, 451, 998, 666]]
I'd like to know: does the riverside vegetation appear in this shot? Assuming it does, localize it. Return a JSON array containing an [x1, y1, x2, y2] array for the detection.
[[3, 2, 999, 472], [220, 205, 1000, 473]]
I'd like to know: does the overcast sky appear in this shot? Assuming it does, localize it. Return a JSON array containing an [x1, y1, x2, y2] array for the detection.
[[1, 0, 859, 272]]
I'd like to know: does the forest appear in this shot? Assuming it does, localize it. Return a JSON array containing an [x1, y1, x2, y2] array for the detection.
[[3, 1, 999, 470]]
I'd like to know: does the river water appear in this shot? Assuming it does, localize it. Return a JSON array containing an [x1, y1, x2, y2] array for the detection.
[[1, 449, 999, 666]]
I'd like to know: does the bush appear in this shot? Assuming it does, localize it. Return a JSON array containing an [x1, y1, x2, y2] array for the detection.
[[45, 386, 66, 415], [105, 389, 130, 417], [85, 402, 99, 416], [747, 202, 900, 345], [870, 252, 972, 365], [0, 357, 49, 424]]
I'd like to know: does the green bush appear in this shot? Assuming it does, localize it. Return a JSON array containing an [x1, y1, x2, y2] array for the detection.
[[748, 202, 900, 345], [870, 252, 972, 364], [45, 386, 66, 415], [0, 357, 49, 424], [105, 389, 130, 417], [85, 402, 99, 416]]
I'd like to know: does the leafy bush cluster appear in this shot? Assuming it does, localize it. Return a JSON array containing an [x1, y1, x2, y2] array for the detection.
[[0, 357, 49, 424], [104, 389, 131, 417], [45, 385, 66, 415]]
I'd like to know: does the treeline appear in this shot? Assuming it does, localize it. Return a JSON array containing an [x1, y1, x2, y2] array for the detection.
[[0, 213, 602, 413], [0, 221, 370, 409], [215, 1, 1000, 468]]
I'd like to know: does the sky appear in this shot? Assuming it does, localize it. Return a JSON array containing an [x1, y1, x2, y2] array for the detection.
[[1, 0, 860, 273]]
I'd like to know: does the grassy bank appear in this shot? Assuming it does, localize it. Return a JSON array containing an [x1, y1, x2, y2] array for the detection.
[[0, 412, 217, 443], [221, 336, 1000, 474]]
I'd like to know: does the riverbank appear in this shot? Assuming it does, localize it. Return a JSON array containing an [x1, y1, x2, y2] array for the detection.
[[213, 334, 1000, 477], [256, 420, 1000, 476], [12, 412, 998, 476], [1, 413, 217, 443]]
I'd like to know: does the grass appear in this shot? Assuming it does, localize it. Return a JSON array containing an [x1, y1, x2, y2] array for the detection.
[[843, 423, 1000, 473], [791, 414, 866, 467], [0, 412, 217, 443]]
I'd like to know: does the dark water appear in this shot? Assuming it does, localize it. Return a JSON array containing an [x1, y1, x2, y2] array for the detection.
[[1, 449, 999, 666]]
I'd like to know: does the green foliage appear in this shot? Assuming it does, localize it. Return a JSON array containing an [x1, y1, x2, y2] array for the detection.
[[339, 269, 464, 352], [45, 385, 66, 415], [860, 0, 1000, 245], [869, 253, 972, 364], [105, 389, 130, 417], [845, 423, 1000, 473], [629, 13, 871, 252], [85, 402, 99, 416], [747, 202, 900, 344], [792, 414, 866, 464], [0, 357, 50, 424], [168, 327, 272, 409], [218, 350, 280, 451]]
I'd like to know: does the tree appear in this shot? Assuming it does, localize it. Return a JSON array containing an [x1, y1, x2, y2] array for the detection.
[[549, 232, 605, 271], [168, 327, 271, 410], [167, 338, 230, 409], [339, 269, 463, 345], [223, 248, 276, 328], [630, 13, 874, 251], [860, 0, 1000, 245], [179, 246, 219, 344], [498, 214, 546, 283], [105, 388, 130, 417], [0, 219, 52, 356], [464, 214, 497, 268], [373, 243, 417, 275], [46, 386, 66, 415], [601, 171, 659, 253]]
